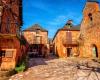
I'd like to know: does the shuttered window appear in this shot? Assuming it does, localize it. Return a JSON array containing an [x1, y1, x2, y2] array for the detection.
[[36, 36, 41, 44], [66, 31, 72, 43]]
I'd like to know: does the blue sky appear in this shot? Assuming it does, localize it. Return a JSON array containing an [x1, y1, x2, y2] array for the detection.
[[22, 0, 93, 38]]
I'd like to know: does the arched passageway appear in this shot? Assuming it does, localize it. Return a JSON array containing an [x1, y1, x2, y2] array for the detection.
[[92, 44, 98, 58]]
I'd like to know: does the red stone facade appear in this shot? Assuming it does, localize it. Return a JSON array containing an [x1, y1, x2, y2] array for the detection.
[[0, 0, 27, 70], [79, 1, 100, 58], [23, 24, 49, 57], [53, 21, 80, 58], [53, 0, 100, 59]]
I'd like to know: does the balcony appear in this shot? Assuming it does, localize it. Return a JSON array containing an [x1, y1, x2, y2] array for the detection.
[[63, 39, 79, 47], [33, 40, 42, 44], [33, 36, 42, 44]]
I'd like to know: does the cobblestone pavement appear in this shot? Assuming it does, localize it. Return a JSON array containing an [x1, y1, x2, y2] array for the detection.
[[0, 71, 10, 80], [9, 57, 100, 80]]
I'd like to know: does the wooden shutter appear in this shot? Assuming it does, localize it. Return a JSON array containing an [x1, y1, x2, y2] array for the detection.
[[66, 31, 72, 44]]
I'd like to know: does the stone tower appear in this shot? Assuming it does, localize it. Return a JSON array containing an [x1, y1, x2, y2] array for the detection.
[[81, 0, 99, 31], [79, 0, 100, 58]]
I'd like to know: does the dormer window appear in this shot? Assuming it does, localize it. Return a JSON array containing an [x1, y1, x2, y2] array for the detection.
[[66, 20, 73, 28], [88, 13, 93, 21]]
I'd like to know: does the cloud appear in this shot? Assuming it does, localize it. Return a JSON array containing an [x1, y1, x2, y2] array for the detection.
[[47, 11, 82, 26], [22, 0, 84, 38], [29, 0, 52, 13], [48, 15, 67, 26], [32, 2, 47, 11]]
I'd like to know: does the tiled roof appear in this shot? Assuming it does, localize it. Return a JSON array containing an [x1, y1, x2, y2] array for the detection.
[[52, 24, 80, 41], [61, 24, 80, 31], [23, 24, 48, 32]]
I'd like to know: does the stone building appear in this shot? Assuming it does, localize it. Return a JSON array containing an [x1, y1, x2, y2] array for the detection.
[[53, 0, 100, 59], [53, 20, 80, 58], [23, 24, 49, 57], [79, 0, 100, 58], [0, 0, 27, 70]]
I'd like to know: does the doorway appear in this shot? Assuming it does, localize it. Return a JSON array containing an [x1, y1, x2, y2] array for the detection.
[[67, 48, 72, 57], [92, 44, 98, 58]]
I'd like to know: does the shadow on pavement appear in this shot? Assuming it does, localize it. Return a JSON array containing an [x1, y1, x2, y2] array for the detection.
[[27, 54, 58, 68]]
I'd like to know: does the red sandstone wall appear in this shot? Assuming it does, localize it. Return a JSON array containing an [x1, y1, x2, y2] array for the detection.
[[0, 0, 24, 70], [1, 0, 21, 34], [0, 37, 28, 70], [79, 2, 100, 58], [23, 31, 36, 44], [23, 30, 49, 57]]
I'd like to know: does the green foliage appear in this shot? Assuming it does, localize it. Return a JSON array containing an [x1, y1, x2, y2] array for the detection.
[[15, 55, 28, 73], [15, 62, 26, 73]]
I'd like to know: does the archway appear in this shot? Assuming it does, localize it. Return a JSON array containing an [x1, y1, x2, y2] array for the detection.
[[92, 44, 98, 58]]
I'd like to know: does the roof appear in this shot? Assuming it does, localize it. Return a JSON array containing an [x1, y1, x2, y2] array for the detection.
[[61, 24, 80, 31], [23, 24, 48, 32], [53, 24, 80, 42]]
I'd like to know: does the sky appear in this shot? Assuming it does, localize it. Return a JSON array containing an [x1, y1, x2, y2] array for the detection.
[[22, 0, 95, 38]]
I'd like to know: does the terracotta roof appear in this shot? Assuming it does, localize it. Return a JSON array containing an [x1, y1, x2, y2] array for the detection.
[[23, 24, 48, 32]]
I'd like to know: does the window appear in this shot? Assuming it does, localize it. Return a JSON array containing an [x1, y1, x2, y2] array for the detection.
[[88, 13, 93, 21], [36, 36, 41, 44], [0, 50, 5, 57], [66, 20, 73, 28], [1, 50, 13, 58], [36, 29, 40, 34], [66, 31, 72, 43], [5, 50, 13, 57]]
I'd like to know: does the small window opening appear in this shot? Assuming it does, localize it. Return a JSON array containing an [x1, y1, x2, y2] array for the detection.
[[88, 13, 93, 21]]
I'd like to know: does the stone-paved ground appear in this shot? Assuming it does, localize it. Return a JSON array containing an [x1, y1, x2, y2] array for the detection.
[[0, 71, 10, 80], [9, 57, 100, 80]]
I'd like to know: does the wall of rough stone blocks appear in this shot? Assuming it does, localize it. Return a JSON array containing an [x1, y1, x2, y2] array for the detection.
[[53, 30, 80, 58], [79, 3, 100, 59], [23, 31, 49, 57]]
